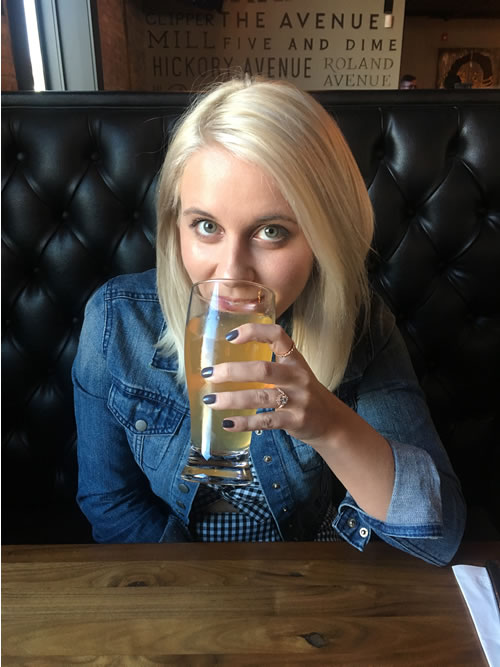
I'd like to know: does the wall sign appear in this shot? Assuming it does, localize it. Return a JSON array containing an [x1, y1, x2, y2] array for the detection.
[[125, 0, 406, 91]]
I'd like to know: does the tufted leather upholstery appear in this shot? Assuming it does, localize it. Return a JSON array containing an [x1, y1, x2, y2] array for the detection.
[[2, 90, 500, 544]]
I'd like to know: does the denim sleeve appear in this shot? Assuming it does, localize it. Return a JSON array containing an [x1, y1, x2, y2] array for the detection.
[[333, 325, 466, 566], [72, 285, 190, 544]]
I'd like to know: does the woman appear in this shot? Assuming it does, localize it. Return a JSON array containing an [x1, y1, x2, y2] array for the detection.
[[73, 77, 465, 564]]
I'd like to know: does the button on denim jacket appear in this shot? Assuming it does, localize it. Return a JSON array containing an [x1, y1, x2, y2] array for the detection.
[[73, 270, 466, 565]]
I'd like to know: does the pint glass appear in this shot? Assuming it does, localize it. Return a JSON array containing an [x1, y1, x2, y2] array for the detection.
[[181, 279, 275, 485]]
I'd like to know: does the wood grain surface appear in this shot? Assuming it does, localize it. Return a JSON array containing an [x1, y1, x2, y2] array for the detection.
[[2, 541, 498, 665]]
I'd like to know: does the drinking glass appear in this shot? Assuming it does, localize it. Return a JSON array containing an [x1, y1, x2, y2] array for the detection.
[[181, 279, 275, 485]]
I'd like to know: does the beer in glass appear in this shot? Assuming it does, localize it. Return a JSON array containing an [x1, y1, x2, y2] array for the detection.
[[181, 279, 275, 485]]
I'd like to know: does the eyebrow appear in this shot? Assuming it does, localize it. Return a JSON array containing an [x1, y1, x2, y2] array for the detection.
[[182, 207, 298, 225]]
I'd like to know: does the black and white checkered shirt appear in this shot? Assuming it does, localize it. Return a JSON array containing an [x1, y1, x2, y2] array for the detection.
[[190, 460, 340, 542]]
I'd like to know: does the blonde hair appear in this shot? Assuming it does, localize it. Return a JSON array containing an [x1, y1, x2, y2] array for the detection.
[[156, 77, 374, 391]]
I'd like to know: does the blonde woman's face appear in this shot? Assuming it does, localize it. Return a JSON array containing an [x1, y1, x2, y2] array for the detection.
[[178, 146, 314, 317]]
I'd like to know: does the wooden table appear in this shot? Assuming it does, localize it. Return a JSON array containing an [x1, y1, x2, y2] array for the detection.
[[2, 541, 498, 665]]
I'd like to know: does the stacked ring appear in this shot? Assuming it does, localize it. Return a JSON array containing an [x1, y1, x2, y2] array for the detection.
[[275, 341, 295, 358]]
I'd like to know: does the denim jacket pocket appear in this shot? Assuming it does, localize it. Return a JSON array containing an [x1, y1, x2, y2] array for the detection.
[[108, 382, 185, 470]]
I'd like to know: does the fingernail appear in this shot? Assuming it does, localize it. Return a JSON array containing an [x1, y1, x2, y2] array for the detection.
[[222, 419, 235, 428], [225, 330, 239, 341], [202, 394, 216, 405], [201, 367, 213, 378]]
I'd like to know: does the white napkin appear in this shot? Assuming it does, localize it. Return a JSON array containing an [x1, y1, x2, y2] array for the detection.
[[452, 564, 500, 667]]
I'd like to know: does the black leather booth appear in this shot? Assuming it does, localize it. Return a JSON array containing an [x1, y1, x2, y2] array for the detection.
[[2, 90, 500, 545]]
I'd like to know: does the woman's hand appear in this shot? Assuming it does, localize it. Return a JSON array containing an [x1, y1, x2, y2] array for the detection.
[[202, 322, 395, 521], [201, 322, 341, 450]]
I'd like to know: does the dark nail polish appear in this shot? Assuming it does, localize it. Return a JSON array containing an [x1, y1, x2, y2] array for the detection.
[[225, 330, 239, 341], [203, 394, 216, 405], [201, 367, 213, 378], [222, 419, 235, 428]]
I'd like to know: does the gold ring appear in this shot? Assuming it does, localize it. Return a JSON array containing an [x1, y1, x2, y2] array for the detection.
[[276, 387, 289, 409], [275, 341, 295, 359]]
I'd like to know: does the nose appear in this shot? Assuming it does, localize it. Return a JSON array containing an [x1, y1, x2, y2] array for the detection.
[[217, 237, 256, 282]]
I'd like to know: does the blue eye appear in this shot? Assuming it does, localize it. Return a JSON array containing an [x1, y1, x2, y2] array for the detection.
[[256, 225, 288, 242], [195, 220, 218, 236]]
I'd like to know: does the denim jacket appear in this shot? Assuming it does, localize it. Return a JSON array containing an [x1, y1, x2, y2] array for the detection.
[[73, 269, 466, 565]]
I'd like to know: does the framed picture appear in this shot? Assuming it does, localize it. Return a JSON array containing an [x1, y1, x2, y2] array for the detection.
[[436, 48, 500, 89]]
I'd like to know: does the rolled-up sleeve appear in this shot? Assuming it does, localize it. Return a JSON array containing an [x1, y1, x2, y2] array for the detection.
[[333, 323, 466, 565]]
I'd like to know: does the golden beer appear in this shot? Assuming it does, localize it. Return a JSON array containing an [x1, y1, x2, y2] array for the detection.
[[185, 310, 273, 457], [181, 278, 275, 485]]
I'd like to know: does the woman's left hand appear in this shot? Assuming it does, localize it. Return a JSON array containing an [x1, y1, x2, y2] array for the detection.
[[202, 322, 341, 450]]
